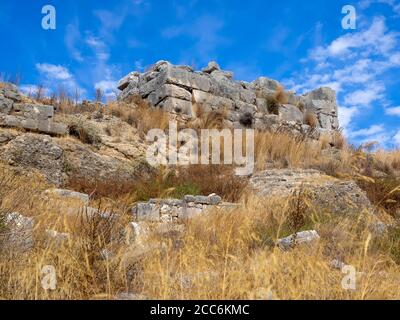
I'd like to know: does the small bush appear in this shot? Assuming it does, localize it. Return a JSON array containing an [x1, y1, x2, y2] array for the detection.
[[239, 112, 254, 128], [357, 177, 400, 218], [274, 85, 288, 104], [304, 112, 319, 129], [297, 101, 305, 113], [265, 96, 280, 115]]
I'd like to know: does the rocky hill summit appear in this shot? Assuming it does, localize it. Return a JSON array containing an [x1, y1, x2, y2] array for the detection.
[[118, 60, 339, 138]]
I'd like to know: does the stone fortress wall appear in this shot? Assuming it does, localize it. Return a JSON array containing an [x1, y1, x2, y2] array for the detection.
[[117, 60, 340, 136], [0, 83, 67, 135]]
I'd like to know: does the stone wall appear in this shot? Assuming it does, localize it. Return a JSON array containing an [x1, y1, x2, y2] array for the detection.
[[118, 61, 340, 134], [0, 83, 67, 135], [132, 194, 238, 222]]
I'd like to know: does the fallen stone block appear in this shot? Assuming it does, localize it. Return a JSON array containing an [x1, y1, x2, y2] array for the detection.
[[2, 212, 35, 252], [45, 189, 89, 204], [132, 202, 160, 221], [277, 230, 320, 251]]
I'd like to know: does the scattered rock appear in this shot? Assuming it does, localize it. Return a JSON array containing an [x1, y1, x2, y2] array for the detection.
[[250, 169, 374, 215], [45, 189, 89, 205], [2, 212, 34, 252], [277, 230, 320, 251]]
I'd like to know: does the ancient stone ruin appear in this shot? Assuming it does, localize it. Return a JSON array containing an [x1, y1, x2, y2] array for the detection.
[[132, 194, 238, 222], [118, 60, 340, 137], [0, 83, 67, 135]]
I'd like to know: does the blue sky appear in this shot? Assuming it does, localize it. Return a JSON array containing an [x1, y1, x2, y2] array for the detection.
[[0, 0, 399, 147]]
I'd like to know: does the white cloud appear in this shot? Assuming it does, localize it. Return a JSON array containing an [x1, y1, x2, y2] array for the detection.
[[95, 80, 117, 99], [394, 130, 400, 146], [344, 82, 385, 106], [349, 124, 385, 138], [35, 63, 85, 97], [36, 63, 72, 81], [385, 106, 400, 116], [286, 15, 400, 141], [360, 0, 400, 15], [339, 106, 358, 134]]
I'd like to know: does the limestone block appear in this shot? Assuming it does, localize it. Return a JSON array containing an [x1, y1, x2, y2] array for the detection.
[[132, 202, 160, 221], [202, 61, 221, 74], [209, 77, 241, 100], [165, 66, 211, 92], [251, 77, 280, 92], [279, 104, 303, 123], [235, 101, 257, 114], [192, 90, 234, 110], [239, 89, 256, 104], [0, 95, 13, 114], [117, 72, 140, 90], [45, 189, 90, 204], [158, 97, 193, 116], [148, 84, 192, 106], [3, 212, 35, 251], [277, 230, 320, 251]]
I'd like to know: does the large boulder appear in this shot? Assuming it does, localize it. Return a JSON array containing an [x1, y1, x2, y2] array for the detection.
[[250, 169, 374, 215]]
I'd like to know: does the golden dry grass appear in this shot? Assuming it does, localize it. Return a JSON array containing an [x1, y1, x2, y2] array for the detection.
[[0, 148, 400, 300]]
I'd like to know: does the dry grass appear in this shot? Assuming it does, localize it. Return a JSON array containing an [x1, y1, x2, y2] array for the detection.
[[304, 112, 319, 129], [375, 149, 400, 171], [1, 142, 400, 300], [139, 193, 400, 299], [105, 98, 169, 136]]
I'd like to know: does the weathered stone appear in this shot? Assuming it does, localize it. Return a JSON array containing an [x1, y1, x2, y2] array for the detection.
[[124, 222, 149, 246], [118, 61, 341, 136], [158, 97, 193, 116], [45, 229, 70, 245], [202, 61, 221, 74], [208, 193, 222, 205], [235, 101, 257, 114], [192, 90, 234, 110], [132, 202, 160, 221], [210, 69, 234, 81], [2, 212, 34, 251], [165, 66, 211, 92], [277, 230, 320, 251], [0, 96, 13, 114], [45, 189, 89, 204], [0, 133, 64, 185], [251, 77, 281, 92], [148, 84, 191, 106], [117, 72, 140, 90], [279, 104, 303, 123], [239, 89, 256, 104], [250, 169, 374, 215]]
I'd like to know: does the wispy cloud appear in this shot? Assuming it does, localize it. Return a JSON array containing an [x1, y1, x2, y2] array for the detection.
[[65, 20, 84, 62], [285, 15, 400, 146], [394, 130, 400, 146], [34, 63, 85, 96], [385, 106, 400, 116]]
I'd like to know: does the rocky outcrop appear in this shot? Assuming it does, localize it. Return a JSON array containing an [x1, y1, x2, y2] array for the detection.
[[0, 83, 67, 135], [0, 119, 148, 186], [132, 194, 238, 222], [118, 61, 340, 134], [250, 169, 374, 215]]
